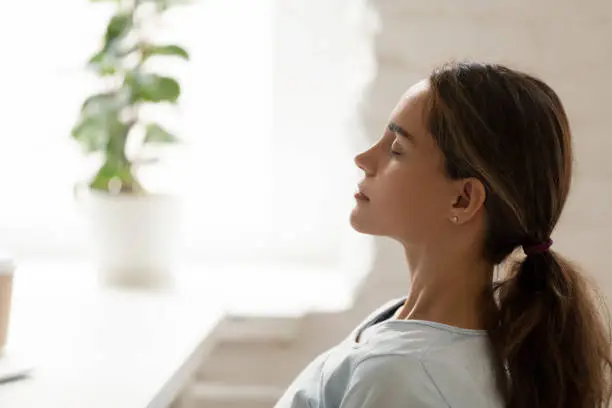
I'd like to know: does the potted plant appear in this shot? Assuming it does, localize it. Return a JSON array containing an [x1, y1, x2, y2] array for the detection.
[[71, 0, 189, 287]]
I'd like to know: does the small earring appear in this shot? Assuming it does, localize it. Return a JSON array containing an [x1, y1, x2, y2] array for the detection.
[[451, 216, 459, 224]]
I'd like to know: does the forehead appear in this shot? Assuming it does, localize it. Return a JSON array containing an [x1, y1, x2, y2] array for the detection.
[[389, 79, 430, 127], [389, 79, 443, 163]]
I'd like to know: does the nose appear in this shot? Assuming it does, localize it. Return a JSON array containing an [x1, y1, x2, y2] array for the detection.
[[354, 150, 373, 175], [354, 151, 365, 171]]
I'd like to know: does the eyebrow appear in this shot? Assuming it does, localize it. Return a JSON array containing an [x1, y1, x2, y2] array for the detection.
[[387, 122, 414, 142]]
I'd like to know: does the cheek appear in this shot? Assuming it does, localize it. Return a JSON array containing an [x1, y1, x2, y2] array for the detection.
[[379, 171, 449, 237]]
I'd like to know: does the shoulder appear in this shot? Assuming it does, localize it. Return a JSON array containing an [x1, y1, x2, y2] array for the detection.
[[339, 354, 450, 408], [351, 354, 436, 389]]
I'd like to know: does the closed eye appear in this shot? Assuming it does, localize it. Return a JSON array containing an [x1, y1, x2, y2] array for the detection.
[[390, 140, 404, 156]]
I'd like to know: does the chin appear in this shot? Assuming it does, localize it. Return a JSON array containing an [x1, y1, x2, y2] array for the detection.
[[349, 211, 382, 236], [349, 210, 368, 233]]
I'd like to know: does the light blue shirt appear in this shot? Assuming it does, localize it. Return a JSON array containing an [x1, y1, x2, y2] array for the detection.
[[275, 297, 504, 408]]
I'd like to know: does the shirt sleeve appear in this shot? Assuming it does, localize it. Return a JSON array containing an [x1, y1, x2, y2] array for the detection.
[[338, 355, 449, 408]]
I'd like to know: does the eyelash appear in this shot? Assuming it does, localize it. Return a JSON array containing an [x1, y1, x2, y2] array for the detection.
[[390, 141, 403, 156]]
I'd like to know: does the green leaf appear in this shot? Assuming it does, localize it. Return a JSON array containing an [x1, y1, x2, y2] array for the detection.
[[81, 92, 112, 112], [143, 45, 189, 60], [89, 168, 114, 191], [87, 50, 118, 76], [89, 160, 143, 194], [104, 120, 131, 157], [144, 123, 179, 144], [88, 50, 105, 64], [81, 92, 121, 116], [128, 73, 181, 103], [73, 91, 129, 155], [71, 117, 108, 153], [71, 114, 128, 153], [104, 13, 132, 50]]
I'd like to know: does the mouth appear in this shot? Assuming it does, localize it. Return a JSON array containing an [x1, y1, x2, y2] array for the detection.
[[354, 187, 370, 201]]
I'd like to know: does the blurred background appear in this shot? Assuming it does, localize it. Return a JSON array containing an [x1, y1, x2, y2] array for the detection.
[[0, 0, 370, 270], [0, 0, 610, 407]]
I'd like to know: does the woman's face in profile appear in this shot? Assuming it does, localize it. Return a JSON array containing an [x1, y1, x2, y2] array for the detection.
[[351, 79, 456, 246]]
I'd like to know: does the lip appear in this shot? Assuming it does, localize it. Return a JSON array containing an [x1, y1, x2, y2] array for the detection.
[[354, 186, 370, 201]]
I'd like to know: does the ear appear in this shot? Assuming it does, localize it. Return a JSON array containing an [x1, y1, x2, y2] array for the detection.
[[449, 178, 486, 224]]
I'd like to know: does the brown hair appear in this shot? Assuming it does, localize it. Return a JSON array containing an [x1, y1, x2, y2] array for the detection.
[[427, 62, 612, 408]]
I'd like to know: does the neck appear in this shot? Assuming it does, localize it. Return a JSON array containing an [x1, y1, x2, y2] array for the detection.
[[394, 245, 495, 331]]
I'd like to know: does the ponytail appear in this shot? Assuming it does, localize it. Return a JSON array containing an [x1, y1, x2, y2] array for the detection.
[[489, 250, 612, 408]]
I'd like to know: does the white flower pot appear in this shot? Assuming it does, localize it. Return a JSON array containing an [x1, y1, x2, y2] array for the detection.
[[79, 189, 181, 288]]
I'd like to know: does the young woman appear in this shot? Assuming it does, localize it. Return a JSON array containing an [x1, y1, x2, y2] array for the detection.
[[275, 62, 612, 408]]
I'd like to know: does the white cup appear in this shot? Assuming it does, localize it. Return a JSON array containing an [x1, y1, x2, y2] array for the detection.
[[0, 256, 15, 351]]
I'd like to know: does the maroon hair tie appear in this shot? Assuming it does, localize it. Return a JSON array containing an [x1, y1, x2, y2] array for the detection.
[[522, 238, 553, 256]]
